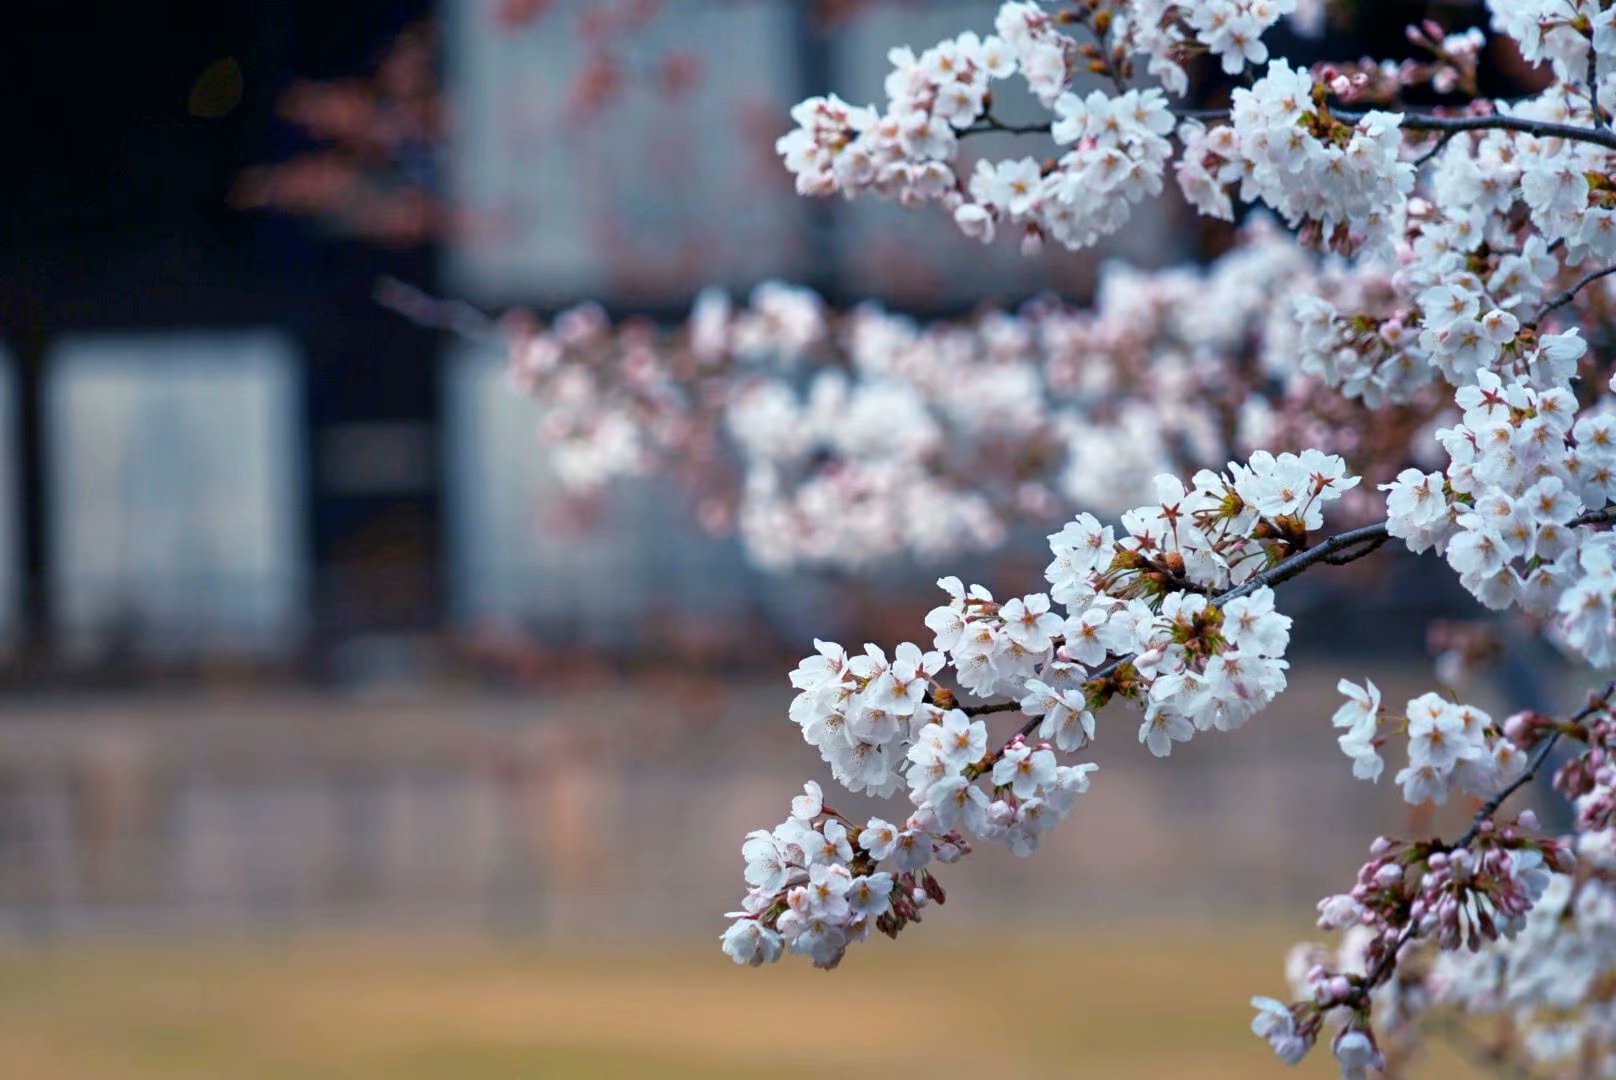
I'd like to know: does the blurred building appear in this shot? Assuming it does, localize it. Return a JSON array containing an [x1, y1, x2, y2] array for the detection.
[[3, 0, 443, 679], [0, 1, 1167, 681], [9, 1, 1393, 682]]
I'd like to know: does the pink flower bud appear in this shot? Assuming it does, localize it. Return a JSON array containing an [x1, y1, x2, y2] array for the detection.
[[1504, 711, 1534, 744]]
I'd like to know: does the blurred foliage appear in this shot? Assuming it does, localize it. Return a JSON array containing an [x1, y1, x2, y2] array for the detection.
[[231, 0, 915, 247]]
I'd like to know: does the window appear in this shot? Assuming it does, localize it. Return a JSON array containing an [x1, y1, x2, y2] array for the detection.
[[445, 0, 809, 307], [0, 352, 15, 653], [46, 332, 305, 658], [443, 343, 758, 646]]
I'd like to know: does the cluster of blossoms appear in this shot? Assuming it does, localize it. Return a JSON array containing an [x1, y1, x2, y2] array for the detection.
[[721, 448, 1352, 967], [722, 778, 963, 969], [1489, 0, 1616, 88], [1381, 369, 1616, 664], [1256, 814, 1570, 1074], [1425, 869, 1616, 1071], [1556, 704, 1616, 833], [960, 84, 1176, 252], [778, 1, 1323, 252], [508, 281, 1012, 566], [1289, 82, 1613, 407], [1180, 60, 1414, 256], [1331, 682, 1526, 805], [1403, 702, 1616, 1072], [504, 220, 1439, 568]]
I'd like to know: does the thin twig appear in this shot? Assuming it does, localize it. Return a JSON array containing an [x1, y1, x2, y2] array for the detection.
[[1532, 264, 1616, 326], [1453, 680, 1616, 851], [1083, 22, 1128, 96], [1412, 129, 1461, 168], [374, 276, 504, 344], [1453, 732, 1564, 850]]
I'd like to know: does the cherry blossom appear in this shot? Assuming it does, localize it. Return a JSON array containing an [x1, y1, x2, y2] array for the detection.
[[399, 0, 1616, 1071]]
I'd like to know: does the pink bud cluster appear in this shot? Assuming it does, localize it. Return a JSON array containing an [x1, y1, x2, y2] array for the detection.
[[1263, 821, 1570, 1073], [1555, 704, 1616, 833]]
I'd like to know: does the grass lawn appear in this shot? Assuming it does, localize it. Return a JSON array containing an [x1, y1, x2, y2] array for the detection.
[[0, 923, 1484, 1077]]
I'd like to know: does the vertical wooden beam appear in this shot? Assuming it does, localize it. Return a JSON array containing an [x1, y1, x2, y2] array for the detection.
[[12, 312, 50, 660]]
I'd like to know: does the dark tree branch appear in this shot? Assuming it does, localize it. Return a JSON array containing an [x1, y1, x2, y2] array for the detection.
[[1218, 522, 1390, 603], [1351, 110, 1616, 152], [1322, 532, 1392, 564], [962, 115, 1055, 136], [961, 699, 1021, 717], [959, 106, 1616, 155]]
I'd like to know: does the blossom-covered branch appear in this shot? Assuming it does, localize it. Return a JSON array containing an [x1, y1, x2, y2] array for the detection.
[[965, 104, 1616, 154], [1004, 512, 1403, 744], [724, 448, 1366, 971], [371, 0, 1616, 1074], [1254, 682, 1616, 1074], [711, 3, 1616, 1077]]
